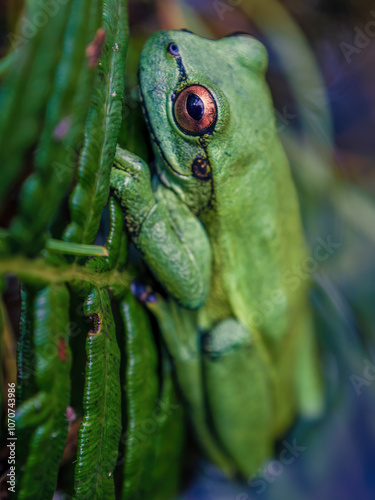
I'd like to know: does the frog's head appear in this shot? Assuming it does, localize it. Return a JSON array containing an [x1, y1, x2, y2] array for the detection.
[[139, 30, 273, 214]]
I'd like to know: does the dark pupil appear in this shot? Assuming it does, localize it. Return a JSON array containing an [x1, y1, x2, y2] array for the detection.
[[186, 94, 204, 121], [168, 43, 179, 56]]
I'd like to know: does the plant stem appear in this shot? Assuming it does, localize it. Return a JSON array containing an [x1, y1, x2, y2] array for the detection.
[[0, 256, 131, 289], [46, 239, 109, 257]]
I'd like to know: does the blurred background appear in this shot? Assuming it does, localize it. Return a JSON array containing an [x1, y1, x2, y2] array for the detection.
[[1, 0, 375, 499]]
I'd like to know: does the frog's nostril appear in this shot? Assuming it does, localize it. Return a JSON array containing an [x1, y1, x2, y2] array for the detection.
[[167, 42, 180, 57], [191, 156, 212, 181]]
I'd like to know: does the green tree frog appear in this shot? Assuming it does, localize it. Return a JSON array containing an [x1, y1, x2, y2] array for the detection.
[[110, 30, 323, 478]]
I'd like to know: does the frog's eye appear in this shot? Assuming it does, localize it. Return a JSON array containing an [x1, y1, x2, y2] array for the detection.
[[173, 85, 217, 135]]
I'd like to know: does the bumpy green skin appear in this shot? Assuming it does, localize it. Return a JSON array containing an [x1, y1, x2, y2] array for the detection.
[[111, 30, 322, 478]]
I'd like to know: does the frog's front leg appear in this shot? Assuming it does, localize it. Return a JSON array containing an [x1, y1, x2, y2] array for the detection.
[[110, 146, 211, 309], [203, 319, 274, 478]]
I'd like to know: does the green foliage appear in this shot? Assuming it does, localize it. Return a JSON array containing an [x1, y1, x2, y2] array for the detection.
[[16, 284, 72, 500], [74, 287, 122, 499], [119, 292, 184, 500], [64, 0, 129, 246], [9, 0, 102, 254], [0, 0, 73, 212], [0, 1, 183, 499]]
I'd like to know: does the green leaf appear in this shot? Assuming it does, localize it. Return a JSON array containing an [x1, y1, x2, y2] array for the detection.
[[74, 287, 122, 500], [64, 0, 129, 245], [118, 291, 159, 500], [16, 284, 72, 500], [118, 292, 184, 500], [0, 0, 73, 206], [8, 0, 102, 253], [145, 363, 184, 500], [46, 239, 109, 257], [85, 197, 126, 273]]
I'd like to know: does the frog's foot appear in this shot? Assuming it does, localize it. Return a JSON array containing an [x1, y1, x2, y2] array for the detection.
[[110, 146, 155, 232], [130, 279, 157, 304], [111, 146, 211, 310], [143, 297, 238, 478], [202, 318, 273, 478]]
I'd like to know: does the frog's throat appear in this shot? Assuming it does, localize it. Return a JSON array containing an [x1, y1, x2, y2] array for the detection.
[[139, 84, 189, 179]]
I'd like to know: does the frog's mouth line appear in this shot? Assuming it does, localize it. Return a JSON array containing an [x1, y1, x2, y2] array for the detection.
[[138, 83, 190, 179]]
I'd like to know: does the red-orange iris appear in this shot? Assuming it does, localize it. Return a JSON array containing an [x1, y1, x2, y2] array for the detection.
[[173, 85, 217, 135]]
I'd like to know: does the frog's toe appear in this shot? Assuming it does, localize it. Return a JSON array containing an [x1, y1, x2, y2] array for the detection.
[[115, 145, 150, 177], [202, 318, 252, 359]]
